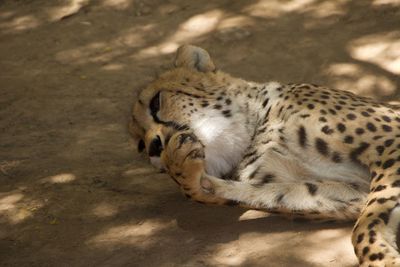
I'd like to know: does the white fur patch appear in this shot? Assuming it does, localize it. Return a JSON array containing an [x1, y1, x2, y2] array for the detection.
[[150, 156, 164, 170], [191, 110, 250, 177]]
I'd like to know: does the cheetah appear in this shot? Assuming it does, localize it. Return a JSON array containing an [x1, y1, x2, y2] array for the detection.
[[130, 45, 400, 266]]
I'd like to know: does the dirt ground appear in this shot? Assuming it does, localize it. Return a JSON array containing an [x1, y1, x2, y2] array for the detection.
[[1, 0, 400, 266]]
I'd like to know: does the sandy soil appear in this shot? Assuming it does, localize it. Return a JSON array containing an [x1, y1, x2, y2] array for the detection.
[[1, 0, 400, 266]]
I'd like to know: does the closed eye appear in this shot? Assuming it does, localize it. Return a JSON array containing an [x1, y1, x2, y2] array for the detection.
[[149, 91, 161, 116]]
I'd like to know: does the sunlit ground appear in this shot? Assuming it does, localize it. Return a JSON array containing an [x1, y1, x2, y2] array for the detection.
[[0, 0, 399, 266]]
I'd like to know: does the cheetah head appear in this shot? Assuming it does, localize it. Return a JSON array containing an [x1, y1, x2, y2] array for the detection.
[[130, 45, 251, 176]]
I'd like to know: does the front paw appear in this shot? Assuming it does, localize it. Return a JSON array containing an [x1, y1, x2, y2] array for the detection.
[[161, 131, 229, 205], [161, 131, 205, 183], [200, 175, 215, 194]]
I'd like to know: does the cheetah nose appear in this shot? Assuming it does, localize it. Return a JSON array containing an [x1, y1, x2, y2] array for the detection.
[[148, 135, 163, 157]]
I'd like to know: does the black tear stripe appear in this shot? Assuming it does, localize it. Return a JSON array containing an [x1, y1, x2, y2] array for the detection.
[[151, 110, 189, 132]]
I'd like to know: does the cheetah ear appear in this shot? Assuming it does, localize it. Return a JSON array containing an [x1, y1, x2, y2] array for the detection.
[[174, 45, 216, 72]]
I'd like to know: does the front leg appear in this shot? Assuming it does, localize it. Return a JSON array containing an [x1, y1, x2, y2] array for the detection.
[[161, 131, 229, 205], [201, 176, 367, 221], [199, 142, 368, 221]]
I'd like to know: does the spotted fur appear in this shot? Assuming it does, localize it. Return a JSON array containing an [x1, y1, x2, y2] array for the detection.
[[130, 45, 400, 266]]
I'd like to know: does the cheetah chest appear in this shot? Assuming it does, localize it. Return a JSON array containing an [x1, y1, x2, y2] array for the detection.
[[190, 110, 251, 177]]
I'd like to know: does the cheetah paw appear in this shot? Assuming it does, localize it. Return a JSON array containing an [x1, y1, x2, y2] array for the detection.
[[162, 131, 206, 186]]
